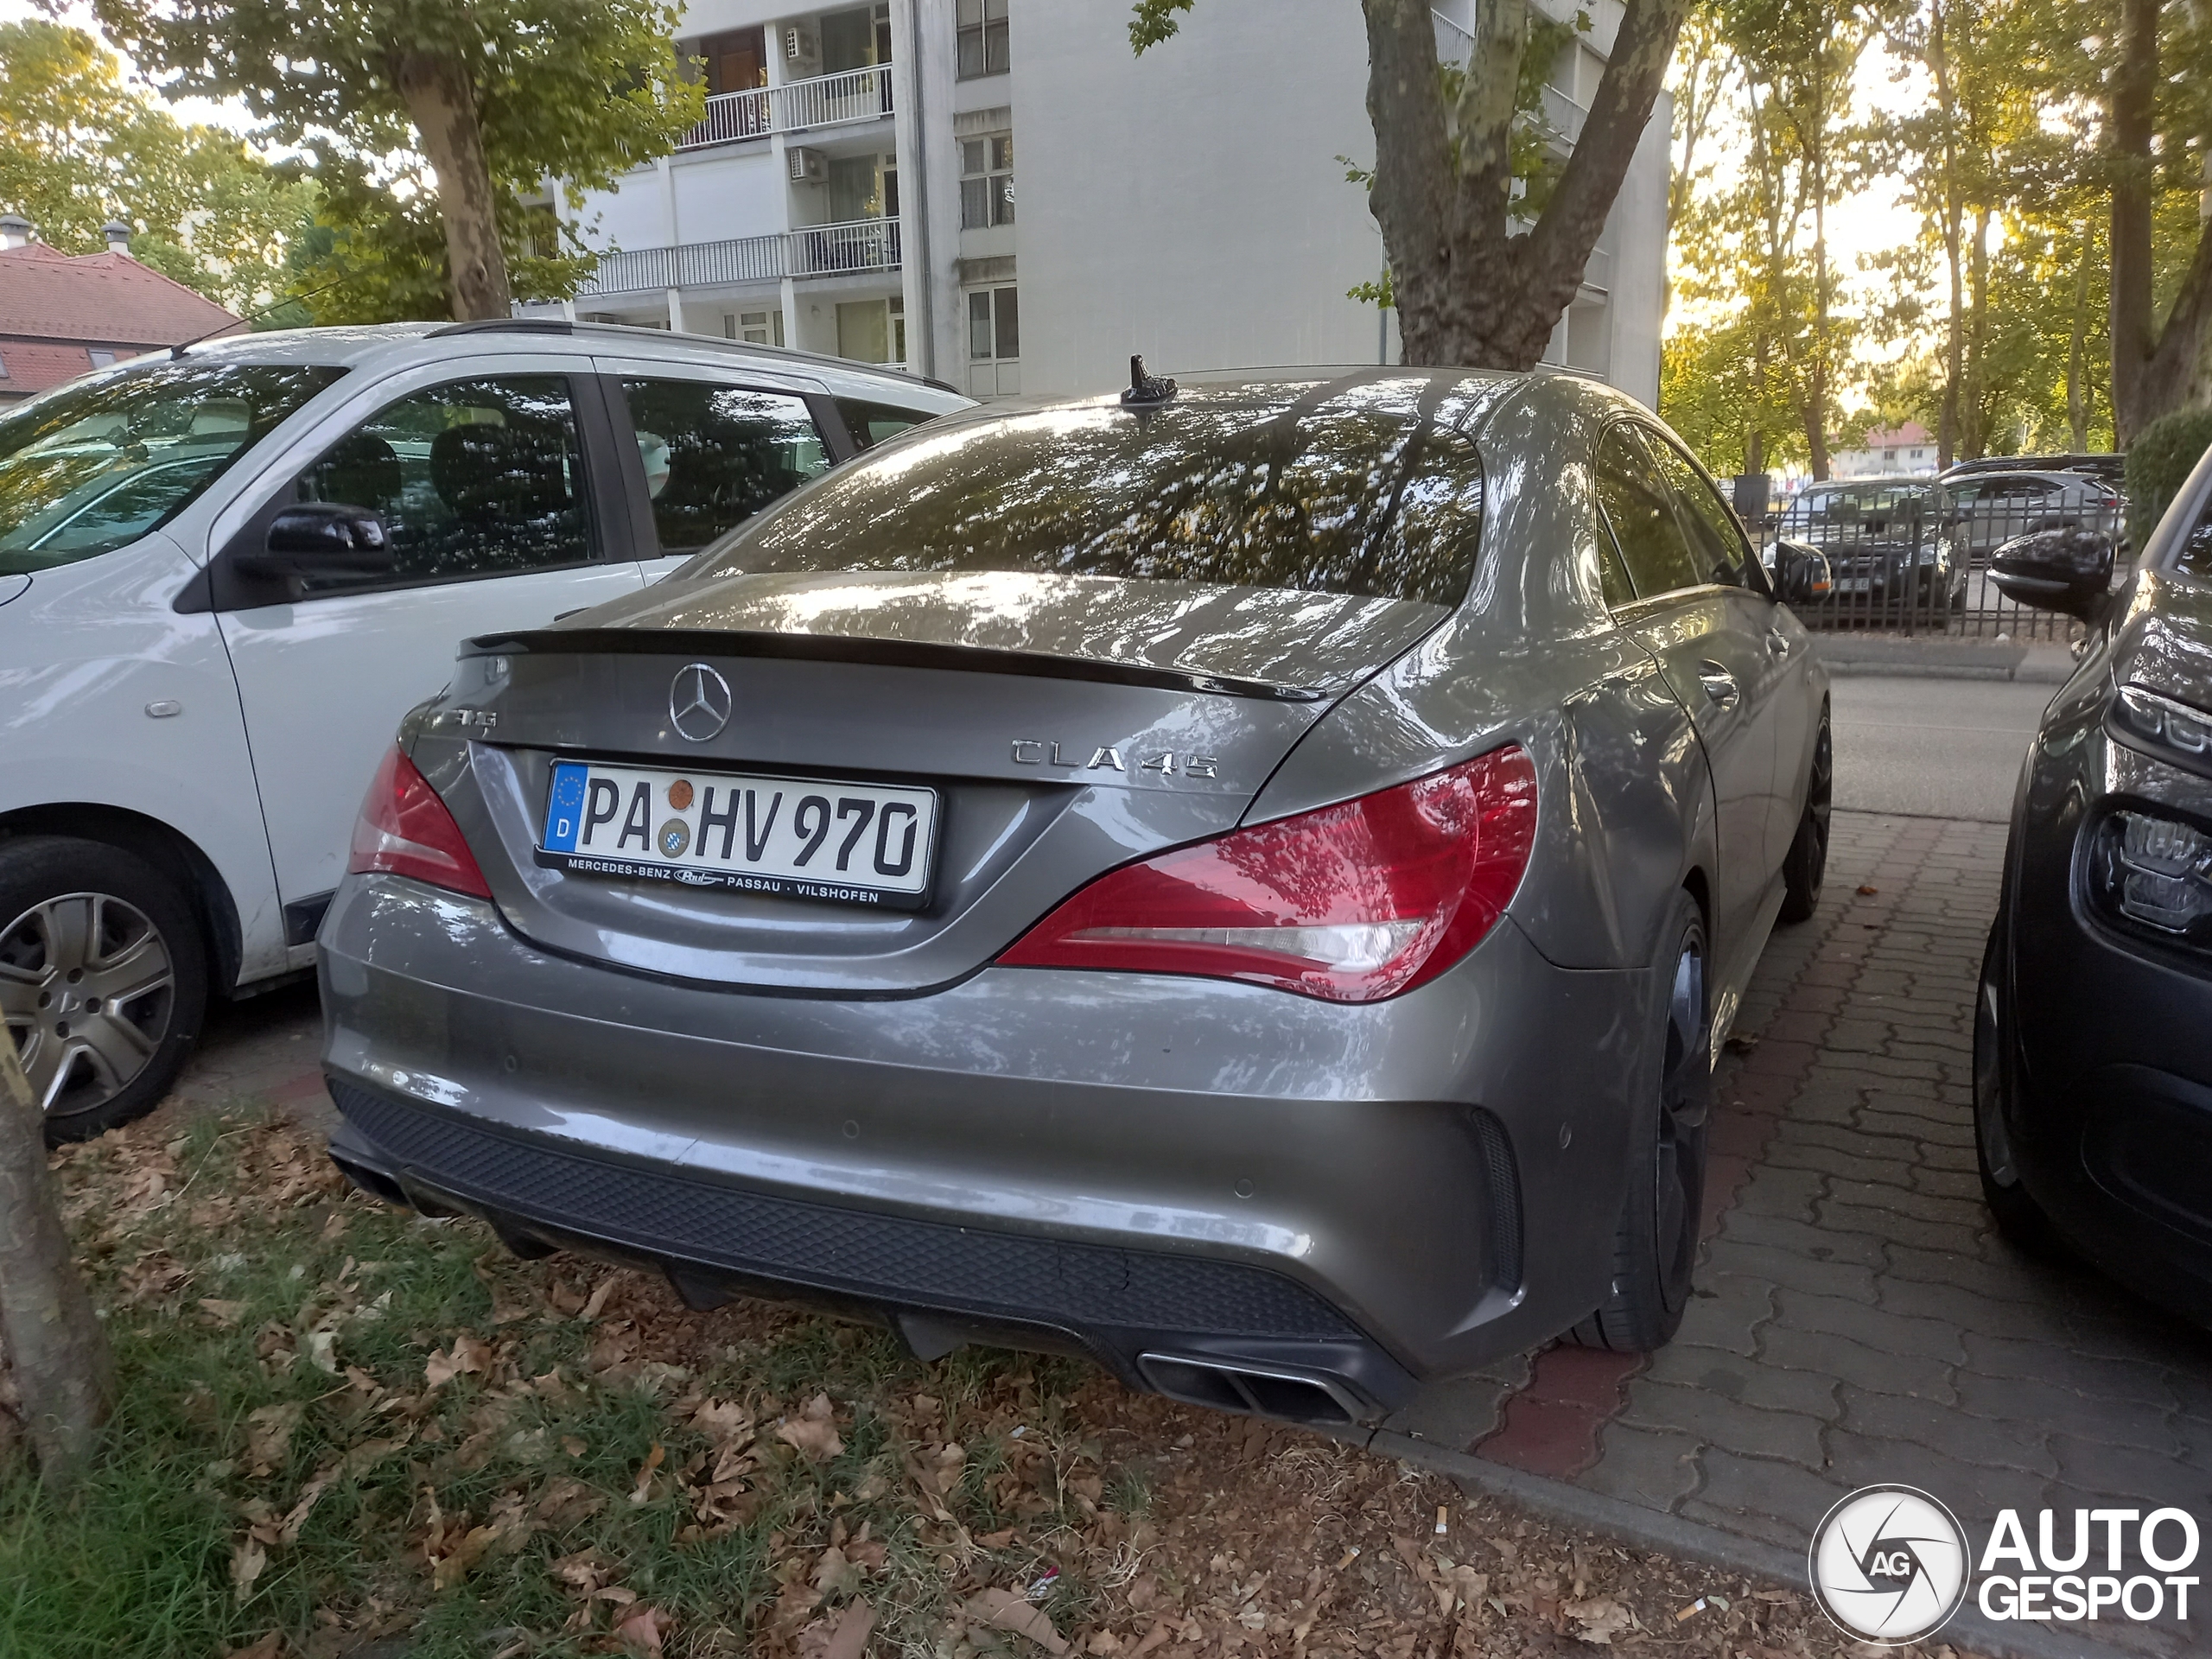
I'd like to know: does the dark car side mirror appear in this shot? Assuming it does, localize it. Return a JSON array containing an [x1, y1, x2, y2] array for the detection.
[[1989, 525, 2114, 623], [1774, 540, 1831, 607], [238, 503, 394, 582]]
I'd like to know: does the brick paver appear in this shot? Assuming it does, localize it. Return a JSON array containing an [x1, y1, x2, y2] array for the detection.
[[1386, 811, 2212, 1656]]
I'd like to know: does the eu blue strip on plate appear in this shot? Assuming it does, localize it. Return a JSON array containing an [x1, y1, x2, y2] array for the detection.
[[543, 762, 587, 851]]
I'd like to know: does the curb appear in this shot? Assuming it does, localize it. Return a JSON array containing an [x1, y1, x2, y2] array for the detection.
[[1808, 637, 2077, 685], [1365, 1428, 2160, 1659]]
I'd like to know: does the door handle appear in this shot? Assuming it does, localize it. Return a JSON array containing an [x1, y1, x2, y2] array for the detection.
[[1697, 662, 1739, 708], [1765, 630, 1793, 658]]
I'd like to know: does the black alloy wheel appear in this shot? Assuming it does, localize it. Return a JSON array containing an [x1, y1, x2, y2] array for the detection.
[[1778, 715, 1833, 924], [1570, 894, 1712, 1351]]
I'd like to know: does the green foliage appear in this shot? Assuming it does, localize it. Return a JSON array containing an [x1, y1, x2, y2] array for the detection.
[[0, 20, 312, 311], [1128, 0, 1198, 52], [89, 0, 703, 321], [2125, 406, 2212, 546]]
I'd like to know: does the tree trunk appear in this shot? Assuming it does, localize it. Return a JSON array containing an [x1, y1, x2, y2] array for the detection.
[[394, 50, 512, 321], [1928, 1, 1963, 469], [2067, 226, 2091, 452], [0, 1033, 112, 1483], [1361, 0, 1691, 369], [1963, 206, 1992, 458]]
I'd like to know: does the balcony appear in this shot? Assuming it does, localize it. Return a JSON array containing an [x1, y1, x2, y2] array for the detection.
[[678, 65, 893, 151], [570, 218, 899, 298]]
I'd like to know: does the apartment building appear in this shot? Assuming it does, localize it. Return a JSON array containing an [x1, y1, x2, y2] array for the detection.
[[527, 0, 1667, 406]]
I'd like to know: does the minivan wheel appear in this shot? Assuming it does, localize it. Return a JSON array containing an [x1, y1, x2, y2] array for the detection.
[[1569, 893, 1710, 1351], [1974, 925, 2064, 1259], [1777, 715, 1832, 925], [0, 836, 208, 1143]]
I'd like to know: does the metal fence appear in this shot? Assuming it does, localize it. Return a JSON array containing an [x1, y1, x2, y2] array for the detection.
[[1745, 490, 2126, 644]]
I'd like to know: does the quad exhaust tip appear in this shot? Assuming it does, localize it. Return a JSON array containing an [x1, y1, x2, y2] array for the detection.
[[1137, 1352, 1366, 1427]]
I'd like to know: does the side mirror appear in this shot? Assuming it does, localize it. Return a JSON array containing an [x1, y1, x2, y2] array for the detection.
[[1990, 525, 2114, 623], [238, 503, 393, 581], [1775, 540, 1831, 607]]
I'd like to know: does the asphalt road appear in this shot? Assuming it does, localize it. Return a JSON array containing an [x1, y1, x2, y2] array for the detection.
[[1828, 672, 2056, 823]]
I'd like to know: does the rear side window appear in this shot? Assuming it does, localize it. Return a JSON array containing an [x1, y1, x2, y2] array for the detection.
[[835, 397, 936, 451], [690, 378, 1490, 608], [1647, 435, 1751, 588], [1594, 426, 1703, 600], [619, 379, 830, 556]]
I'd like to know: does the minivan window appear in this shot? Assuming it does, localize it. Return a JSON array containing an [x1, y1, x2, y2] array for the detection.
[[0, 360, 344, 574], [689, 381, 1487, 608]]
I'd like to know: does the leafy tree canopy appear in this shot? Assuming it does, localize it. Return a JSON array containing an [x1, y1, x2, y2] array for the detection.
[[0, 19, 310, 313]]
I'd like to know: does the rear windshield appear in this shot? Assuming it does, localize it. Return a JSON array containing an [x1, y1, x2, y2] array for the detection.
[[1789, 483, 1934, 518], [685, 378, 1488, 607], [0, 359, 345, 574]]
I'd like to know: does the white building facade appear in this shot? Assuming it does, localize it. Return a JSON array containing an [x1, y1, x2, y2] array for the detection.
[[527, 0, 1668, 407]]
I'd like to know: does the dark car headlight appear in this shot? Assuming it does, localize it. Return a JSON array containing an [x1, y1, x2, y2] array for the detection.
[[2113, 685, 2212, 778], [2088, 809, 2212, 943]]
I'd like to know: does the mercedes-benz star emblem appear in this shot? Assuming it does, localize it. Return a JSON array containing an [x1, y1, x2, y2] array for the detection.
[[669, 663, 732, 742]]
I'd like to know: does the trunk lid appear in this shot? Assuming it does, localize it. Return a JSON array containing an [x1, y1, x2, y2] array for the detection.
[[435, 572, 1446, 994]]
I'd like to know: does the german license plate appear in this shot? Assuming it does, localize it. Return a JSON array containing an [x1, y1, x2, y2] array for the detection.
[[537, 760, 938, 908], [1836, 576, 1874, 594]]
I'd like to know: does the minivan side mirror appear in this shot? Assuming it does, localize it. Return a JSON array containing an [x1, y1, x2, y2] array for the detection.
[[1989, 525, 2114, 623], [1774, 539, 1831, 607], [238, 502, 394, 582]]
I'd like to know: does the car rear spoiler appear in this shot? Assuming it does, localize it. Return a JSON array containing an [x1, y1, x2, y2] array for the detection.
[[461, 627, 1330, 704]]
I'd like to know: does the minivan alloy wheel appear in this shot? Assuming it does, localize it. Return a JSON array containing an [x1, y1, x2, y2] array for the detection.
[[0, 892, 176, 1116]]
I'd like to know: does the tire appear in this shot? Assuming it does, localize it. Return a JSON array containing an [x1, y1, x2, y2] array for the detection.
[[0, 836, 208, 1144], [1777, 714, 1833, 925], [1973, 923, 2066, 1259], [1568, 892, 1711, 1351]]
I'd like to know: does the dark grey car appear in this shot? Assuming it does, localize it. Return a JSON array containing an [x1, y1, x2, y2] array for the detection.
[[319, 370, 1832, 1426]]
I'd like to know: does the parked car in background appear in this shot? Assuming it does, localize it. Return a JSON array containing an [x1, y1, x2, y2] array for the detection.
[[1939, 467, 2126, 563], [1977, 443, 2212, 1325], [1941, 452, 2125, 487], [318, 368, 1834, 1425], [1776, 476, 1967, 611], [0, 321, 966, 1140]]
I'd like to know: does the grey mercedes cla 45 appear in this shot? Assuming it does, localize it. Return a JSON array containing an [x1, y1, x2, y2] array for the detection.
[[321, 369, 1832, 1426]]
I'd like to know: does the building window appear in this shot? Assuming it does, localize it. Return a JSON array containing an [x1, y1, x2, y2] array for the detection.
[[87, 349, 117, 367], [725, 309, 784, 347], [968, 286, 1018, 362], [697, 27, 766, 94], [960, 135, 1014, 230], [957, 0, 1008, 78]]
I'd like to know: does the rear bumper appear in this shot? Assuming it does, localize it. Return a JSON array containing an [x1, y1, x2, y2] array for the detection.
[[319, 874, 1655, 1414]]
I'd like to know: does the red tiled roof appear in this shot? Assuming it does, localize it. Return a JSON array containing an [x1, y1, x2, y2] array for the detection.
[[0, 338, 129, 399], [0, 242, 240, 350]]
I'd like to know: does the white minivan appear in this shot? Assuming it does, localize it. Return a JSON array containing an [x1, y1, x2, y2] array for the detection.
[[0, 321, 968, 1138]]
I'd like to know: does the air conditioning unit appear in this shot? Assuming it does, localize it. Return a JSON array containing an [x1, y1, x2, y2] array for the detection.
[[784, 23, 818, 64], [788, 146, 827, 183]]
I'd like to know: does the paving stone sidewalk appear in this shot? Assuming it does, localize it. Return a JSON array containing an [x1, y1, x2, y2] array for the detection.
[[1380, 810, 2212, 1656]]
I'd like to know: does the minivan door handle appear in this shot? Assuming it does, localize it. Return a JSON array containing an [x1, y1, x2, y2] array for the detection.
[[1697, 662, 1740, 708]]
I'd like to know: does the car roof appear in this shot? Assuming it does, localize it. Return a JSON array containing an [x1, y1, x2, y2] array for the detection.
[[134, 320, 972, 411]]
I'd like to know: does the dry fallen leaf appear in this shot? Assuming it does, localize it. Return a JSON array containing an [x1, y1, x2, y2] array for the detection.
[[231, 1536, 268, 1603], [245, 1402, 304, 1473], [581, 1274, 620, 1321], [199, 1298, 247, 1327], [221, 1634, 283, 1659], [631, 1441, 666, 1505], [614, 1605, 668, 1654], [431, 1523, 503, 1591], [425, 1333, 493, 1389], [1566, 1595, 1634, 1645], [798, 1599, 878, 1659], [776, 1394, 844, 1462], [967, 1588, 1070, 1656]]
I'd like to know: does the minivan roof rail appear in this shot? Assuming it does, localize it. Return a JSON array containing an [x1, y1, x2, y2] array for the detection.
[[428, 316, 963, 395]]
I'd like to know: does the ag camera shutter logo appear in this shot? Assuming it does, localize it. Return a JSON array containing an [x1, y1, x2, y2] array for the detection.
[[1809, 1485, 1969, 1644]]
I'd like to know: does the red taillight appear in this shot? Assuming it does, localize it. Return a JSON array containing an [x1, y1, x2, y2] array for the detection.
[[346, 747, 493, 899], [1000, 744, 1537, 1002]]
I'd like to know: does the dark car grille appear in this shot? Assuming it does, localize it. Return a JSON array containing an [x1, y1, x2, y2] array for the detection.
[[329, 1080, 1362, 1341]]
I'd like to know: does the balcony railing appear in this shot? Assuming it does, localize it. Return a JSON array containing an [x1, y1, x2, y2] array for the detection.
[[789, 216, 900, 276], [678, 65, 893, 150], [571, 218, 898, 297]]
